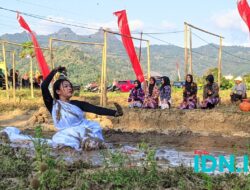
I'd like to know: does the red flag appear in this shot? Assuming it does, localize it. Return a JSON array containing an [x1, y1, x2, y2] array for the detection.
[[238, 0, 250, 31], [17, 13, 50, 79], [114, 10, 145, 82]]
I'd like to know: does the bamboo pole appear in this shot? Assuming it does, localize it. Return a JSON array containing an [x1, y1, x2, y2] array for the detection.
[[0, 40, 51, 50], [12, 51, 16, 103], [2, 42, 9, 99], [49, 38, 54, 69], [103, 30, 107, 107], [218, 37, 223, 88], [51, 38, 104, 46], [184, 23, 188, 78], [189, 28, 193, 75], [176, 61, 181, 81], [104, 29, 148, 42], [184, 22, 224, 39], [100, 46, 105, 106], [139, 32, 143, 62], [29, 57, 34, 98], [147, 40, 151, 82]]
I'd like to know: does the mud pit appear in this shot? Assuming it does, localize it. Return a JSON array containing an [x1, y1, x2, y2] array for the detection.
[[1, 106, 250, 153]]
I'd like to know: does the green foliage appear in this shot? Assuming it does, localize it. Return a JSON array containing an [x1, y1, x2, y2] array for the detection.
[[19, 41, 35, 58], [204, 67, 219, 82], [0, 144, 32, 178], [243, 73, 250, 89], [220, 77, 233, 90]]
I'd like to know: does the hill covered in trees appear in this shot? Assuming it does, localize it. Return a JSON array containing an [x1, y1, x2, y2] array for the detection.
[[1, 28, 250, 85]]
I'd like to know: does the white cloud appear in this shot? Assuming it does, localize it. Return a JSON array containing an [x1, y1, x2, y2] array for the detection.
[[211, 9, 248, 33], [33, 15, 65, 35], [128, 19, 144, 31], [161, 20, 176, 30]]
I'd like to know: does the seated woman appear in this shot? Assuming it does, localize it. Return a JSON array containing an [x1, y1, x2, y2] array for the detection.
[[200, 74, 220, 109], [159, 76, 171, 109], [179, 74, 197, 109], [143, 77, 159, 109], [128, 80, 145, 108], [230, 76, 246, 102], [0, 66, 123, 151]]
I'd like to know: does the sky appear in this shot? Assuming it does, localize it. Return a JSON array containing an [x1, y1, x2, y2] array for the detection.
[[0, 0, 248, 47]]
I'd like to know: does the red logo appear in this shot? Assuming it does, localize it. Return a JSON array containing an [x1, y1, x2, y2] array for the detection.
[[194, 150, 209, 155]]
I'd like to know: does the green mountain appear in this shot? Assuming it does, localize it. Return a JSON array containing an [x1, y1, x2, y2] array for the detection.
[[1, 28, 250, 85]]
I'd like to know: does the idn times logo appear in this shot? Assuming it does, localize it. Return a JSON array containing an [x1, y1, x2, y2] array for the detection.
[[193, 150, 249, 173]]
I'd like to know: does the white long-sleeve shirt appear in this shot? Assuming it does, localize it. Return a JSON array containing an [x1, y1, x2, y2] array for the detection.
[[232, 83, 246, 95]]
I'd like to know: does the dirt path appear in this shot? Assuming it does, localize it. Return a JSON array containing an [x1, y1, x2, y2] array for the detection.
[[0, 109, 35, 128]]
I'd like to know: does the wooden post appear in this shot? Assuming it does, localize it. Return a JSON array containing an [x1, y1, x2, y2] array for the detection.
[[184, 23, 188, 78], [103, 30, 107, 107], [147, 40, 151, 82], [189, 28, 193, 75], [100, 46, 105, 106], [176, 61, 181, 81], [139, 32, 143, 62], [2, 42, 9, 99], [100, 31, 107, 106], [49, 38, 54, 69], [29, 56, 34, 98], [218, 37, 223, 88], [12, 51, 16, 103]]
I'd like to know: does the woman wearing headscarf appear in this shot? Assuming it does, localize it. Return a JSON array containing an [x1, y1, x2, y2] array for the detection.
[[159, 76, 171, 109], [201, 74, 220, 109], [179, 74, 197, 109], [143, 77, 159, 109], [128, 80, 145, 108]]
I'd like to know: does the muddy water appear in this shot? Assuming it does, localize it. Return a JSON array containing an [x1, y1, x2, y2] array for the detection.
[[2, 128, 250, 174]]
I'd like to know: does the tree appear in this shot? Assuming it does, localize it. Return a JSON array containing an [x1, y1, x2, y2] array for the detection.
[[19, 41, 35, 59], [202, 67, 232, 89]]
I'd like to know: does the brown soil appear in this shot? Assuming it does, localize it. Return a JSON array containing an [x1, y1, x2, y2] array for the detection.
[[103, 130, 250, 154], [1, 105, 250, 153], [111, 106, 250, 138]]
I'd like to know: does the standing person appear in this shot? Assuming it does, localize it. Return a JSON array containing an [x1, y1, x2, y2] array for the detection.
[[15, 70, 20, 88], [22, 73, 29, 88], [0, 69, 5, 89], [179, 74, 198, 109], [128, 80, 145, 108], [230, 76, 246, 102], [201, 74, 220, 109], [159, 76, 171, 109], [112, 79, 118, 91], [143, 77, 159, 109]]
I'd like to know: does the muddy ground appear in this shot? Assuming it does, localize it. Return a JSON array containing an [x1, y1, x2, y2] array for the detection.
[[1, 105, 250, 154]]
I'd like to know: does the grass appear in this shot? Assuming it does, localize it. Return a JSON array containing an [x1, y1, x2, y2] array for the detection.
[[0, 87, 248, 113], [1, 88, 250, 189], [2, 139, 250, 189]]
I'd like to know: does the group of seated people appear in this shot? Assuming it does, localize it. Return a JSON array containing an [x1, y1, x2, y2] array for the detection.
[[128, 74, 246, 110]]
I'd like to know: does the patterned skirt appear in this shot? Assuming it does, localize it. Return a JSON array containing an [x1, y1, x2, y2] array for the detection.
[[129, 101, 143, 108], [143, 97, 159, 109], [200, 97, 220, 109], [179, 97, 197, 110]]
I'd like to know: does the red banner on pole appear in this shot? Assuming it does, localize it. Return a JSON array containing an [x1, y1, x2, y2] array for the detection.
[[238, 0, 250, 31], [17, 13, 50, 79], [114, 10, 145, 82]]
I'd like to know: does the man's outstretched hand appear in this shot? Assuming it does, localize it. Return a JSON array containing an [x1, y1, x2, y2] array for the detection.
[[114, 103, 123, 117]]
